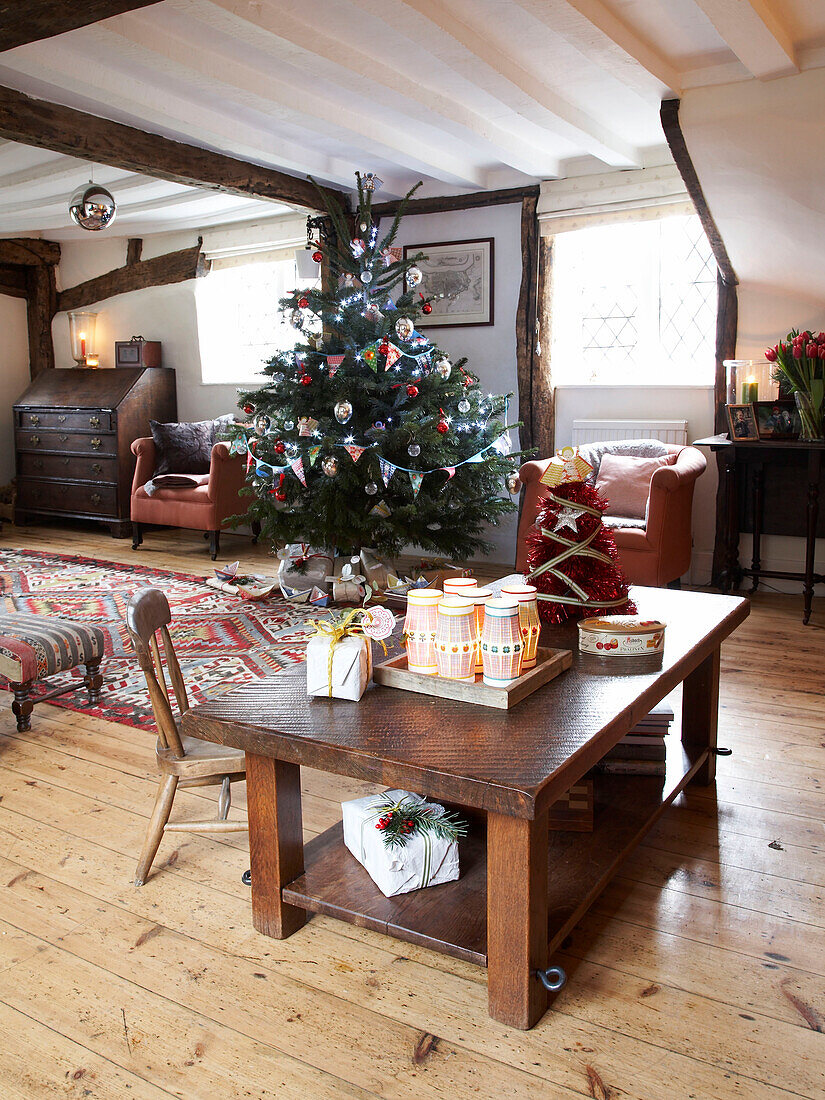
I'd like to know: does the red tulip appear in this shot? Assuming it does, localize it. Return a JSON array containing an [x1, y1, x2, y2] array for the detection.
[[817, 332, 825, 343], [765, 347, 778, 362], [806, 342, 817, 357], [819, 345, 825, 359], [793, 344, 803, 358]]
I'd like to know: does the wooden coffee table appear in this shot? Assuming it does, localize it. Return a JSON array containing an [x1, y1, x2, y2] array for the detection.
[[181, 585, 748, 1030]]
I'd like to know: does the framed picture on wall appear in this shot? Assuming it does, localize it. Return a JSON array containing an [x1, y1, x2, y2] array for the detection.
[[402, 238, 494, 327]]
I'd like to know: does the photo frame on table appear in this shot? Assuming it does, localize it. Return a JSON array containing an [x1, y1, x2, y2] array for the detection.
[[753, 399, 800, 440], [726, 404, 759, 441], [403, 238, 494, 327]]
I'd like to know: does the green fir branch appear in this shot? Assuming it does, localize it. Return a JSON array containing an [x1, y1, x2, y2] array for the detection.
[[373, 795, 468, 850]]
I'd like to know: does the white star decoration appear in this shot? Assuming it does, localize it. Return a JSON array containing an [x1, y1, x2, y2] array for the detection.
[[550, 503, 587, 534]]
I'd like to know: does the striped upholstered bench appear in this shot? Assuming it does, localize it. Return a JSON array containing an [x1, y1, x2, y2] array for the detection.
[[0, 612, 105, 732]]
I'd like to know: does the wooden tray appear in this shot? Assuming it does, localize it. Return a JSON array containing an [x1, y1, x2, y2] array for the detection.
[[373, 646, 572, 710]]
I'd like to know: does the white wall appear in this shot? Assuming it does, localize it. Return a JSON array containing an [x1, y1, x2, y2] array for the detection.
[[0, 295, 30, 484]]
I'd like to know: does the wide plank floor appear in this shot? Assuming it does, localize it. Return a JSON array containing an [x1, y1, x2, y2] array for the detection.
[[1, 521, 823, 1100]]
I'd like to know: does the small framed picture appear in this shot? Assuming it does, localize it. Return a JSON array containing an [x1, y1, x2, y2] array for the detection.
[[727, 404, 759, 440], [753, 399, 800, 440], [403, 238, 494, 327]]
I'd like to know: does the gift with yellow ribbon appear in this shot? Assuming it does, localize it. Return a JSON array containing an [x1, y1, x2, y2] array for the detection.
[[305, 606, 392, 701]]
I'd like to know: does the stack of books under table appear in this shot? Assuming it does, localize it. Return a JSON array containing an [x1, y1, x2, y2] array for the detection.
[[597, 701, 674, 777]]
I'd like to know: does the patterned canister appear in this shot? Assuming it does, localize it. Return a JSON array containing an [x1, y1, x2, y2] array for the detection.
[[442, 576, 477, 599], [457, 587, 492, 673], [500, 583, 541, 669], [434, 597, 477, 682], [578, 616, 666, 658], [480, 598, 524, 687], [403, 589, 443, 674]]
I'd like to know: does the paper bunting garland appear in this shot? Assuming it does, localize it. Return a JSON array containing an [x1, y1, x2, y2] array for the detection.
[[290, 457, 306, 486], [379, 457, 395, 487], [344, 444, 366, 463], [384, 343, 402, 369], [363, 343, 379, 371], [370, 499, 392, 518], [308, 446, 321, 466], [298, 417, 318, 437], [409, 471, 424, 498], [442, 466, 456, 480], [230, 438, 247, 455], [326, 354, 344, 377]]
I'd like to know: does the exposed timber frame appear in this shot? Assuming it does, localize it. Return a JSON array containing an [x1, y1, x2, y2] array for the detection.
[[0, 2, 163, 53]]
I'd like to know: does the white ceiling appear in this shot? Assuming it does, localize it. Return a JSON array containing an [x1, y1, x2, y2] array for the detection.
[[1, 0, 824, 239]]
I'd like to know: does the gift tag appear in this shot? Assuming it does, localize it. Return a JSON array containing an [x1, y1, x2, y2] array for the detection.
[[362, 605, 395, 641]]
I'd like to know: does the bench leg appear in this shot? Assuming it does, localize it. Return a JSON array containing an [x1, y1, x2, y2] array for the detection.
[[11, 680, 34, 732], [84, 659, 103, 706]]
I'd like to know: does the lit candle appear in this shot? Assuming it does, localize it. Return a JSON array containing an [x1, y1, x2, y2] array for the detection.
[[79, 332, 86, 358], [85, 355, 99, 369], [741, 378, 758, 404]]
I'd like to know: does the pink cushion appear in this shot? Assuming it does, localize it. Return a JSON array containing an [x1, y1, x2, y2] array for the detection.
[[595, 453, 675, 520]]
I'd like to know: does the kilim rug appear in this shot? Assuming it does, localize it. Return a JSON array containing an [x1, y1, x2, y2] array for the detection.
[[0, 549, 317, 731]]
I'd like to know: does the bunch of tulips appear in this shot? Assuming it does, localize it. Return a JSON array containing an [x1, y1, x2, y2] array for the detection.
[[765, 329, 824, 439]]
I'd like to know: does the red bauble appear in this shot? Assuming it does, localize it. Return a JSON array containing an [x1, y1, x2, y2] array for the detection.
[[406, 384, 419, 397], [379, 341, 389, 355], [312, 250, 323, 263], [422, 303, 432, 314], [274, 490, 287, 502], [298, 296, 309, 308], [243, 404, 254, 414], [436, 420, 448, 434], [300, 374, 312, 386], [525, 480, 635, 625], [274, 440, 286, 454]]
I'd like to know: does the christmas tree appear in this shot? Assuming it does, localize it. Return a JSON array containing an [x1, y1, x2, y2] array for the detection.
[[229, 173, 521, 561]]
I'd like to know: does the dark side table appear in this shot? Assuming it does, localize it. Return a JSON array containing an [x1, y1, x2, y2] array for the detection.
[[695, 434, 824, 624]]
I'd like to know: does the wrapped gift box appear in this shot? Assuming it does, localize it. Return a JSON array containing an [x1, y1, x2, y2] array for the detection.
[[306, 634, 372, 701], [342, 789, 460, 897], [277, 544, 333, 599]]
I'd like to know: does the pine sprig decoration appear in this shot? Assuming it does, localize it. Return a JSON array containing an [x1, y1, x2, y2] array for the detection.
[[373, 795, 468, 850]]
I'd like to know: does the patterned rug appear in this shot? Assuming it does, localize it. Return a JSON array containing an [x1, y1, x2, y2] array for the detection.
[[0, 549, 316, 731]]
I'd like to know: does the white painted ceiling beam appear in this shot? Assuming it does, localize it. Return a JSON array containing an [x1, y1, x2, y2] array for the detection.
[[202, 0, 557, 178], [690, 0, 797, 79], [107, 10, 487, 188], [367, 0, 641, 167]]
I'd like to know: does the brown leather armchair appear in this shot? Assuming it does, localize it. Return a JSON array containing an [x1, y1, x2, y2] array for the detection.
[[515, 444, 707, 587], [130, 437, 253, 560]]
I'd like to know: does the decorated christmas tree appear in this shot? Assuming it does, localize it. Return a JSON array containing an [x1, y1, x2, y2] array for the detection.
[[229, 173, 521, 561]]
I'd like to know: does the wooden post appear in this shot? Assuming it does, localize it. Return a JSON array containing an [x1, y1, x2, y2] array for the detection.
[[487, 809, 549, 1029], [682, 647, 721, 785], [245, 753, 307, 939], [25, 262, 57, 378]]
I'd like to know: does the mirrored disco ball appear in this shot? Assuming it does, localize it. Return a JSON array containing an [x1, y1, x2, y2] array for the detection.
[[68, 183, 117, 231]]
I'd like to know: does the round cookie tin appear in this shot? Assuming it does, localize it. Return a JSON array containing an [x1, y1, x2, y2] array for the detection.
[[578, 616, 666, 657]]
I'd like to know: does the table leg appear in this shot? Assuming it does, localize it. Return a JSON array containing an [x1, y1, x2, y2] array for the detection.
[[245, 753, 307, 939], [682, 647, 721, 786], [487, 809, 549, 1029], [803, 450, 821, 626]]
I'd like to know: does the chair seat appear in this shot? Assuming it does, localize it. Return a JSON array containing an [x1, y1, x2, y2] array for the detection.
[[0, 611, 106, 683], [157, 735, 246, 777]]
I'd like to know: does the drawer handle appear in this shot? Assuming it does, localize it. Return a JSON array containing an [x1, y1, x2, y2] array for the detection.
[[58, 415, 67, 423], [92, 462, 103, 475], [89, 416, 101, 428], [33, 459, 44, 471], [90, 438, 102, 450], [30, 415, 40, 426], [91, 493, 102, 505], [30, 435, 40, 446], [58, 434, 69, 443], [62, 458, 70, 467]]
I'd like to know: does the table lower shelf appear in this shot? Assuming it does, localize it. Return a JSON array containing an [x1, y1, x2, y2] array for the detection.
[[282, 740, 708, 967]]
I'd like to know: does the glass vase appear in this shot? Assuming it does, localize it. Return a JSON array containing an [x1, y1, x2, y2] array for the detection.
[[794, 392, 825, 441]]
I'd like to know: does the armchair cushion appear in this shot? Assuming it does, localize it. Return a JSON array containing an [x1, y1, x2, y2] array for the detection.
[[595, 453, 675, 520], [149, 415, 236, 476]]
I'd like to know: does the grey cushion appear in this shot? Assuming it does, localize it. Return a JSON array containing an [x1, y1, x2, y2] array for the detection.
[[578, 439, 670, 484], [602, 515, 647, 530], [150, 416, 235, 475]]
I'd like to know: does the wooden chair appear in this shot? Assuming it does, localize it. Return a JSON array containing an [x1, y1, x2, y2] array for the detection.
[[126, 587, 247, 887]]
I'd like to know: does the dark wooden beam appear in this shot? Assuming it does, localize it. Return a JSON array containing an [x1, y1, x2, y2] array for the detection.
[[25, 263, 57, 378], [516, 192, 548, 457], [372, 184, 540, 220], [0, 263, 28, 299], [0, 238, 61, 266], [0, 84, 342, 214], [660, 99, 737, 287], [126, 237, 143, 265], [58, 240, 210, 313], [0, 2, 162, 53]]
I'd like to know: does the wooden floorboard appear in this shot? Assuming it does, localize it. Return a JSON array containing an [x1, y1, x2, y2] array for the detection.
[[0, 521, 823, 1099]]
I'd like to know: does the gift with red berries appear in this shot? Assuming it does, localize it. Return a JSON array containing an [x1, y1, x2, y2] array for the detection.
[[341, 789, 466, 897]]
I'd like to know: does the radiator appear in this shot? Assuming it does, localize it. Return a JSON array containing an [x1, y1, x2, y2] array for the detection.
[[571, 419, 689, 446]]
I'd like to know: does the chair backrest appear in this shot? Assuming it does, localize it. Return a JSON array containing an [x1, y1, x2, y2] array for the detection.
[[126, 588, 188, 758]]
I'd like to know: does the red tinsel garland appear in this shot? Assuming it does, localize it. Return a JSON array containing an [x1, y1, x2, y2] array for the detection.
[[525, 481, 636, 624]]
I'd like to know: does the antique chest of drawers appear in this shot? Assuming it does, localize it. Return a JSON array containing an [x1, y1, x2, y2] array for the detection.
[[14, 367, 177, 537]]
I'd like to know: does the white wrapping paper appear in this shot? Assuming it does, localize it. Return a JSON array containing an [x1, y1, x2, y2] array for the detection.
[[306, 634, 372, 701], [342, 789, 460, 897]]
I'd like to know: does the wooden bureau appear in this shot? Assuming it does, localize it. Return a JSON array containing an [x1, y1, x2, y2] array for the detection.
[[14, 367, 177, 537]]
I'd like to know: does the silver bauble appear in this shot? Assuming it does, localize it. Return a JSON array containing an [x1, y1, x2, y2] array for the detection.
[[395, 317, 414, 341], [365, 481, 379, 496], [255, 415, 269, 435], [506, 472, 521, 495], [284, 419, 295, 431], [407, 442, 420, 457], [272, 371, 285, 383], [68, 181, 117, 231], [334, 400, 353, 424], [322, 455, 339, 477], [360, 269, 373, 284], [436, 357, 451, 380], [458, 398, 471, 414], [406, 266, 422, 286], [289, 309, 303, 328]]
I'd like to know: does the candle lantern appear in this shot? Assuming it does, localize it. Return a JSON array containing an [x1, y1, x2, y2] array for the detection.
[[403, 589, 443, 674], [434, 597, 476, 682], [442, 576, 477, 599], [480, 598, 524, 687], [500, 583, 541, 669], [457, 587, 492, 673], [68, 311, 98, 366]]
